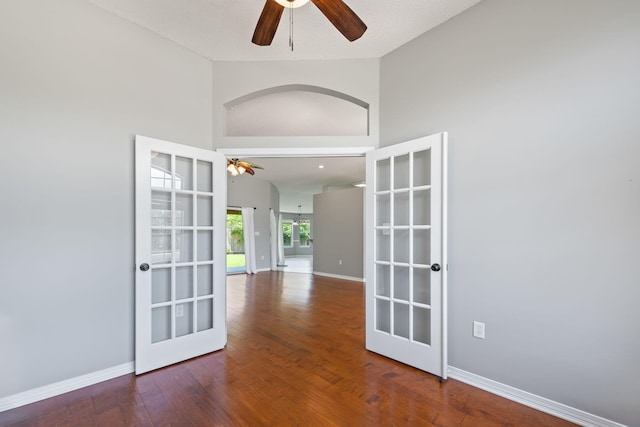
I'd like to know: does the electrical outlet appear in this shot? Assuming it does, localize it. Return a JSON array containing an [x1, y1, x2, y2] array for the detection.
[[473, 321, 485, 339], [176, 304, 184, 318], [261, 255, 264, 260], [339, 259, 343, 265]]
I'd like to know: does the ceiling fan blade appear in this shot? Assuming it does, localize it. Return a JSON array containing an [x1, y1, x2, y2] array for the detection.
[[310, 0, 367, 42], [239, 161, 264, 170], [252, 0, 285, 46]]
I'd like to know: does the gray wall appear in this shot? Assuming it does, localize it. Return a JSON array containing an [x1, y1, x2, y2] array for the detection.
[[0, 0, 213, 397], [226, 176, 279, 271], [313, 188, 364, 279], [380, 0, 640, 424]]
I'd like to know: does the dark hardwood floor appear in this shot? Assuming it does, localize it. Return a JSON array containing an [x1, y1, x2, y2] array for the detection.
[[1, 271, 575, 426]]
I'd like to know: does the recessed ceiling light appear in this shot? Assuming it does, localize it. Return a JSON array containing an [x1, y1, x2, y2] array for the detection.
[[318, 165, 324, 169]]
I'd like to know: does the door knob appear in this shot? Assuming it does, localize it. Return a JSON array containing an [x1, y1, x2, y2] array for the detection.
[[140, 263, 150, 272], [430, 263, 441, 272]]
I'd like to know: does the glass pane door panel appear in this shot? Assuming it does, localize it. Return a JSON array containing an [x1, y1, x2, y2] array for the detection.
[[413, 307, 431, 345], [376, 193, 390, 227], [376, 158, 391, 191], [175, 193, 193, 226], [151, 306, 171, 343], [175, 302, 193, 337], [151, 268, 171, 304], [151, 230, 171, 264], [394, 154, 410, 189], [175, 156, 193, 190], [376, 230, 390, 262], [393, 154, 411, 190], [376, 299, 391, 333], [197, 298, 214, 331], [393, 302, 410, 339], [413, 267, 431, 305], [151, 153, 171, 189], [394, 192, 410, 226], [197, 264, 213, 296], [176, 266, 194, 300], [376, 264, 390, 297], [197, 196, 213, 226], [413, 189, 431, 226], [393, 266, 410, 301], [175, 230, 193, 262], [197, 230, 213, 261], [413, 149, 431, 187], [151, 192, 172, 226], [197, 160, 213, 192], [394, 229, 410, 263], [413, 229, 431, 265]]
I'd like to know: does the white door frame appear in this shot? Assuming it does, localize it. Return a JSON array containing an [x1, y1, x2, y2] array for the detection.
[[216, 147, 373, 158], [217, 145, 372, 279]]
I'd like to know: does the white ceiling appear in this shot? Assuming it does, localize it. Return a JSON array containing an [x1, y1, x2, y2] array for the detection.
[[242, 156, 365, 212], [87, 0, 483, 61]]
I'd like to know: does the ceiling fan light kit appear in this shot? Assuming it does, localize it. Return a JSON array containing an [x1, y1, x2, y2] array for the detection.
[[274, 0, 310, 8], [252, 0, 367, 48], [227, 158, 264, 176], [292, 204, 307, 226]]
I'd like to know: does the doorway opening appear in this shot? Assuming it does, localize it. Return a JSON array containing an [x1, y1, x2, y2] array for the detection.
[[226, 209, 246, 274], [218, 146, 371, 279], [278, 212, 313, 274]]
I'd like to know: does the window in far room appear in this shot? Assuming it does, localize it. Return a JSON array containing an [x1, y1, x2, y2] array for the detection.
[[299, 220, 311, 247], [282, 218, 293, 248]]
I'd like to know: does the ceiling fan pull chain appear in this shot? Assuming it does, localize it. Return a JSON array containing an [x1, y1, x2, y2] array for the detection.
[[289, 3, 294, 51]]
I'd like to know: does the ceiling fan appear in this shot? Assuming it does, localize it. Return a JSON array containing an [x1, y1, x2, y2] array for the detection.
[[227, 158, 264, 176], [252, 0, 367, 46]]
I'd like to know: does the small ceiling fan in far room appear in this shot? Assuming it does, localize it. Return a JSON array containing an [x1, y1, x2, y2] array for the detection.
[[252, 0, 367, 47], [226, 158, 264, 176]]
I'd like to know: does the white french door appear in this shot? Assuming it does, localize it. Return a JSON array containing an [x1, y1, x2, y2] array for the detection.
[[365, 132, 448, 378], [135, 135, 227, 374]]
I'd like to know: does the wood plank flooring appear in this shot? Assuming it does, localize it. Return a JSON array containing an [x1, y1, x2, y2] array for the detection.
[[0, 271, 575, 426]]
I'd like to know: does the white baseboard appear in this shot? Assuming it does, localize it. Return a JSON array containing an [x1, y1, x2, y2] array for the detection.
[[447, 366, 626, 427], [0, 362, 134, 413], [312, 271, 364, 283]]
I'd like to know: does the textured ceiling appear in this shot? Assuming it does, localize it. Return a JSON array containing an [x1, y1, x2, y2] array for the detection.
[[87, 0, 483, 61]]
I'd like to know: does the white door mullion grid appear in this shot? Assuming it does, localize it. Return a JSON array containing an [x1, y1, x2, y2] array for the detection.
[[190, 157, 197, 339], [389, 155, 395, 337], [135, 135, 227, 375], [365, 132, 448, 379], [170, 153, 177, 340], [430, 141, 441, 365], [408, 151, 414, 344]]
